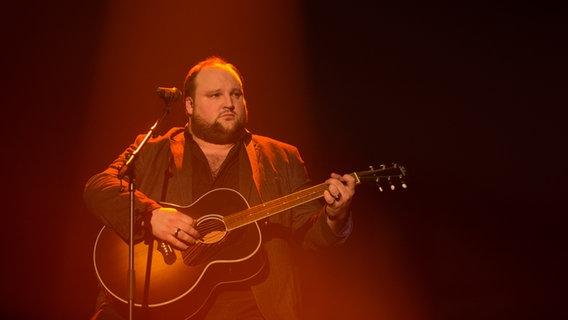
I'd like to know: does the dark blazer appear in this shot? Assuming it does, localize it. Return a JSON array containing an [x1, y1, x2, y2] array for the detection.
[[84, 126, 348, 319]]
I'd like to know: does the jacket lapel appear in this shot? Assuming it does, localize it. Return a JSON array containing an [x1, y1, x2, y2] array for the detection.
[[244, 135, 264, 204], [169, 130, 193, 204]]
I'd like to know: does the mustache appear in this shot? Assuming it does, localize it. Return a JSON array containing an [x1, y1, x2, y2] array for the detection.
[[216, 110, 238, 120]]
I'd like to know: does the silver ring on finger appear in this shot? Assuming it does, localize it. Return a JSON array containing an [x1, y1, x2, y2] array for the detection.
[[174, 227, 181, 238]]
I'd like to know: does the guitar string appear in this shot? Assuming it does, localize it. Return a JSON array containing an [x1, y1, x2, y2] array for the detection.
[[181, 175, 366, 248], [185, 169, 392, 234], [224, 183, 328, 229], [179, 186, 323, 265]]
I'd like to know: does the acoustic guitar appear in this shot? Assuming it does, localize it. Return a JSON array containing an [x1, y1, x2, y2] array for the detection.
[[93, 164, 406, 319]]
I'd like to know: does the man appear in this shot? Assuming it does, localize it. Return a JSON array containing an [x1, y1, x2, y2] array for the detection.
[[84, 56, 356, 320]]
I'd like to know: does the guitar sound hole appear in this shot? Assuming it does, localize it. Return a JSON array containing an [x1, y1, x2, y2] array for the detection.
[[196, 215, 227, 244]]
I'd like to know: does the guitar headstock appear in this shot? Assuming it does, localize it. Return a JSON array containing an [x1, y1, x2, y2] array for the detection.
[[352, 163, 408, 191]]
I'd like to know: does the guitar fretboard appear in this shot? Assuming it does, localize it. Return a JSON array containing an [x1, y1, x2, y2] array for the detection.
[[222, 165, 405, 231], [223, 182, 329, 230]]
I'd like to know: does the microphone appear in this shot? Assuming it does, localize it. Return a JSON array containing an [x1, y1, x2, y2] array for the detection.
[[156, 87, 182, 103]]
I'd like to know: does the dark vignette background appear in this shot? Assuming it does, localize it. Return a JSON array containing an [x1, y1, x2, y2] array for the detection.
[[1, 1, 565, 319]]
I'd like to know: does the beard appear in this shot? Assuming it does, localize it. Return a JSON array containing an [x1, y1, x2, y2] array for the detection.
[[190, 111, 247, 144]]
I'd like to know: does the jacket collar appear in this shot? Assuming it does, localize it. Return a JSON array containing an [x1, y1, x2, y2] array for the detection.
[[168, 126, 263, 202]]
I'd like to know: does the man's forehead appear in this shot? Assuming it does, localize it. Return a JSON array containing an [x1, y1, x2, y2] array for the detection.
[[196, 65, 242, 85]]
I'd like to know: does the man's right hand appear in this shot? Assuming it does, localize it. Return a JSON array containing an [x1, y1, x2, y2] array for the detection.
[[150, 207, 200, 250]]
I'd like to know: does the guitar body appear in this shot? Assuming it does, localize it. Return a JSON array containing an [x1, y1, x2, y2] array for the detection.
[[93, 188, 266, 319]]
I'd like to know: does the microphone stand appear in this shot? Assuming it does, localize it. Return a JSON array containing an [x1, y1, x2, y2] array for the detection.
[[117, 100, 172, 320]]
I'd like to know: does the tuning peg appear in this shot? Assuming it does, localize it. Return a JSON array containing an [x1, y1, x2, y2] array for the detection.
[[375, 176, 383, 192], [386, 177, 393, 191]]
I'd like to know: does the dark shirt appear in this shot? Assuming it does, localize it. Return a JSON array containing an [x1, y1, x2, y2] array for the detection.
[[188, 134, 241, 199], [185, 134, 264, 319]]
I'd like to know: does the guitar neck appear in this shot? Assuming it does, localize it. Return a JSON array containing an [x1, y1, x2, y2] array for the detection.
[[223, 163, 406, 231], [223, 172, 364, 230], [223, 182, 330, 231]]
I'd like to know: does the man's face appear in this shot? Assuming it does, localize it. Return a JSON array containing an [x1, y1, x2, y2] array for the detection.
[[186, 66, 248, 144]]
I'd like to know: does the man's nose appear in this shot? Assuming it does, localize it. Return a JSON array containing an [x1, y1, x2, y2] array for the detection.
[[223, 94, 236, 109]]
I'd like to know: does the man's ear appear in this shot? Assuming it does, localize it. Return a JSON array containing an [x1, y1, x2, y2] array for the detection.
[[185, 97, 193, 115]]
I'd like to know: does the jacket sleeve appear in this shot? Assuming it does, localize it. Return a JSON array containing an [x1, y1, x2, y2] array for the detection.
[[272, 143, 352, 250], [83, 135, 163, 242]]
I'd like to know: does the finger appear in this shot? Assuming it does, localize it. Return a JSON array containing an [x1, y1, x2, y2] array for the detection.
[[333, 175, 356, 196], [323, 190, 337, 205], [327, 180, 344, 196], [325, 183, 342, 201], [332, 192, 341, 201], [174, 227, 182, 238], [330, 172, 342, 180], [170, 234, 189, 250], [173, 226, 200, 244], [175, 213, 196, 228], [342, 173, 356, 186], [183, 226, 201, 241]]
